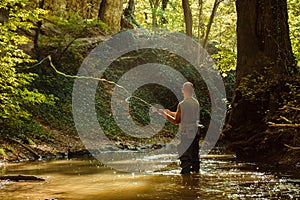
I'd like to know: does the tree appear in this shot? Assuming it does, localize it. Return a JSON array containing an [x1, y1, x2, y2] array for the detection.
[[149, 0, 161, 28], [202, 0, 222, 49], [0, 0, 53, 137], [182, 0, 192, 37], [122, 0, 135, 29], [161, 0, 169, 24], [98, 0, 124, 33], [223, 0, 298, 161], [197, 0, 204, 41]]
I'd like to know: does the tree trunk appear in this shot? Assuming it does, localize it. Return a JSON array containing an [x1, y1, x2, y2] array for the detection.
[[34, 0, 45, 62], [121, 0, 135, 29], [161, 0, 168, 24], [124, 0, 135, 16], [197, 0, 204, 42], [182, 0, 193, 37], [235, 0, 295, 82], [149, 0, 160, 28], [0, 8, 8, 23], [202, 0, 222, 49], [98, 0, 123, 33], [223, 0, 297, 161]]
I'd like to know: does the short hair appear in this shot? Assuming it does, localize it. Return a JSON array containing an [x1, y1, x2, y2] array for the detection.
[[182, 82, 194, 95]]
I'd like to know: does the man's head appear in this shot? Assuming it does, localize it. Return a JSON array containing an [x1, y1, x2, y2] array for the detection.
[[182, 82, 194, 97]]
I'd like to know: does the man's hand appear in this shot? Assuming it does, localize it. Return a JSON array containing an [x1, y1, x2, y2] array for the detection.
[[156, 109, 166, 116], [164, 109, 171, 114], [157, 108, 180, 124]]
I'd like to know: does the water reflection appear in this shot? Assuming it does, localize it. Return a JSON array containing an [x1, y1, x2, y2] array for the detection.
[[0, 154, 299, 200]]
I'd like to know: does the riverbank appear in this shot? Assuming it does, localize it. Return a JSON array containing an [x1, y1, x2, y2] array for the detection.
[[1, 122, 299, 171], [0, 122, 87, 162]]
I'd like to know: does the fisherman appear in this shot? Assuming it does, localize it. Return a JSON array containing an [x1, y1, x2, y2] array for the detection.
[[157, 82, 200, 174]]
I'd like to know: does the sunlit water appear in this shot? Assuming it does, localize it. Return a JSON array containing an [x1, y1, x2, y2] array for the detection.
[[0, 152, 299, 200]]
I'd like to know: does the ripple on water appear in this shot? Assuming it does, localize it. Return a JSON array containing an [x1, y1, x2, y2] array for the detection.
[[0, 154, 299, 200]]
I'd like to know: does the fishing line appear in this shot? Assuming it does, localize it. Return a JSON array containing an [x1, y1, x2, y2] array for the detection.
[[38, 55, 160, 112]]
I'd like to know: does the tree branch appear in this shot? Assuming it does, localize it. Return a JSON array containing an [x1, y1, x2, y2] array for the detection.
[[267, 122, 300, 128], [278, 116, 293, 123], [284, 144, 300, 150], [279, 106, 300, 111]]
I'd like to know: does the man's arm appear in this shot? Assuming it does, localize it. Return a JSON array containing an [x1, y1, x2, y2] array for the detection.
[[157, 105, 181, 125], [166, 108, 181, 124], [164, 109, 176, 117]]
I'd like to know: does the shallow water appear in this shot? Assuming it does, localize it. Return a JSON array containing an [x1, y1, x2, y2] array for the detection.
[[0, 153, 299, 200]]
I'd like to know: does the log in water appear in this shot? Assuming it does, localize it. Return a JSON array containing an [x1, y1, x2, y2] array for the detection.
[[0, 175, 45, 181]]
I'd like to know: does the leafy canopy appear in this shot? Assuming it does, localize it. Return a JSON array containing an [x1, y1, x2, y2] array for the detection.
[[0, 0, 53, 135]]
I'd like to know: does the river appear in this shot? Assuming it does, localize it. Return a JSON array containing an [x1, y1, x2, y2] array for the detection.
[[0, 151, 299, 200]]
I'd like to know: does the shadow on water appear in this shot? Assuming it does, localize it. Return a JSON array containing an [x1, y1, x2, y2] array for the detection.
[[0, 153, 299, 200]]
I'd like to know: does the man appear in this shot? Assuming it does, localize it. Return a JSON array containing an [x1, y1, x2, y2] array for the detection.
[[157, 82, 200, 174]]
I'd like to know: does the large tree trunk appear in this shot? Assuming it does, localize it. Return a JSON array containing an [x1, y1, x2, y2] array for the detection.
[[235, 0, 295, 82], [98, 0, 123, 33], [223, 0, 297, 161]]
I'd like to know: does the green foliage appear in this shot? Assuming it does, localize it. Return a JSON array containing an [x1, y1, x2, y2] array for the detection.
[[26, 6, 109, 136], [0, 148, 6, 156], [0, 0, 54, 138], [134, 0, 237, 73], [288, 0, 300, 69], [30, 49, 81, 134], [45, 11, 108, 37], [38, 9, 108, 53], [209, 0, 237, 73], [134, 0, 298, 74], [211, 45, 236, 75]]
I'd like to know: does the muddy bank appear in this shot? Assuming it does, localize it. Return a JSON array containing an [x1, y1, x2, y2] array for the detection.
[[0, 123, 88, 162]]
